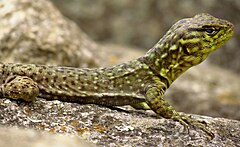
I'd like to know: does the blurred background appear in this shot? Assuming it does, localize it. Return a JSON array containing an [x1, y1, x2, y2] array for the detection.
[[51, 0, 240, 73]]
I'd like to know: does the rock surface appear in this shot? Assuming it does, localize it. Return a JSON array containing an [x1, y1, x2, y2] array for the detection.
[[0, 97, 240, 146]]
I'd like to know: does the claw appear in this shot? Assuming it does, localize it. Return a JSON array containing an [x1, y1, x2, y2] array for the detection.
[[171, 113, 215, 139]]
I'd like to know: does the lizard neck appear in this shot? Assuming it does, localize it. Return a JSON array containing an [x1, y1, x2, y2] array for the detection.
[[143, 38, 193, 86]]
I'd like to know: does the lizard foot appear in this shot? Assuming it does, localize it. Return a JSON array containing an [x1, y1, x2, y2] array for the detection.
[[0, 76, 39, 102], [171, 113, 214, 139]]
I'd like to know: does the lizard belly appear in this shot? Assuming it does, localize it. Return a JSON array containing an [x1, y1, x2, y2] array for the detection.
[[38, 88, 146, 106]]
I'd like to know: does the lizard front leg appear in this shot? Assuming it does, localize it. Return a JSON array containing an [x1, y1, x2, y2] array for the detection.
[[144, 81, 214, 139], [0, 76, 39, 102]]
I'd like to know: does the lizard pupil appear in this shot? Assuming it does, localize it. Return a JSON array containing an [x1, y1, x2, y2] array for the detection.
[[205, 29, 214, 33]]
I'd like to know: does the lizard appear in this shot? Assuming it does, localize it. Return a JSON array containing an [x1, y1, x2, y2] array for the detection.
[[0, 13, 234, 138]]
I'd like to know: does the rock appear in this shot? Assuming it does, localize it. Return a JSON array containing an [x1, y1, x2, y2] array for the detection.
[[0, 97, 239, 146], [0, 0, 99, 67]]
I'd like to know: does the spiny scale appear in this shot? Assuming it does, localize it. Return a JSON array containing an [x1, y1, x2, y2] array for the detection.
[[0, 13, 234, 138]]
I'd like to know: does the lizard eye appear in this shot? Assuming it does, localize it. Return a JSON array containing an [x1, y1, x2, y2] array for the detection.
[[202, 26, 218, 36]]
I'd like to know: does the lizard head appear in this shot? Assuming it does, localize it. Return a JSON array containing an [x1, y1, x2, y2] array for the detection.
[[163, 13, 234, 66], [145, 13, 234, 84]]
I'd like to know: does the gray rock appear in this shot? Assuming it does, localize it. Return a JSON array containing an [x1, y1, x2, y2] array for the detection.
[[0, 0, 99, 67], [0, 97, 239, 146]]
